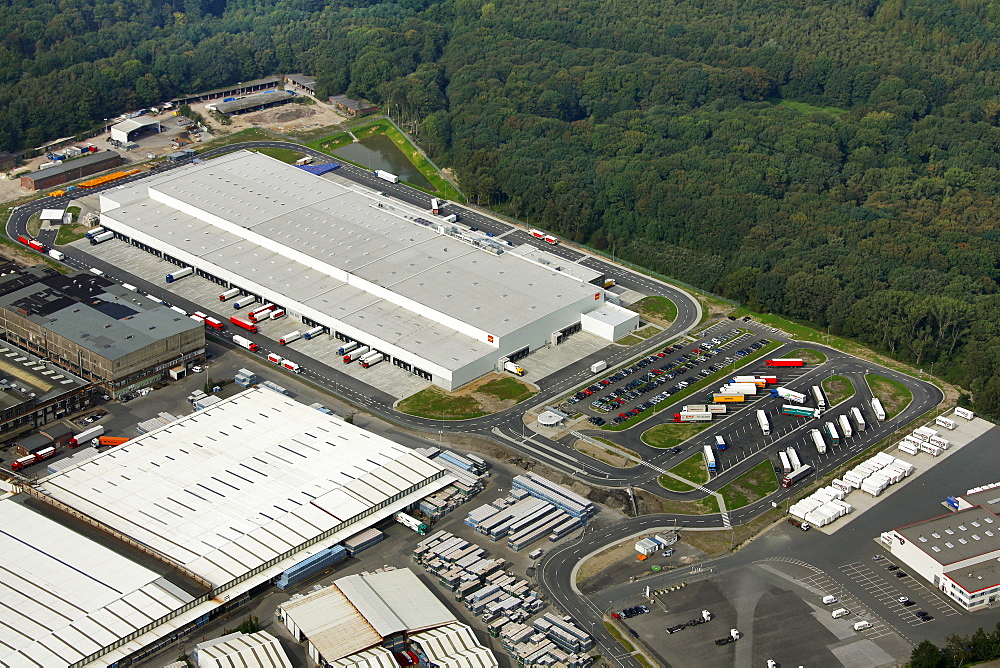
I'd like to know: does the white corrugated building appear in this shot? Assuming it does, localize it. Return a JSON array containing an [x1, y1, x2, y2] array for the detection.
[[278, 568, 495, 667], [192, 631, 292, 668], [23, 387, 454, 667], [98, 150, 615, 390]]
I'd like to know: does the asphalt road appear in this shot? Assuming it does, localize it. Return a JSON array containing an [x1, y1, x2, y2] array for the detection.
[[6, 140, 947, 665]]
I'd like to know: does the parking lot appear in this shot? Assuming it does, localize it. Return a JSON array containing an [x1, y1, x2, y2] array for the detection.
[[609, 563, 903, 667], [565, 323, 771, 427]]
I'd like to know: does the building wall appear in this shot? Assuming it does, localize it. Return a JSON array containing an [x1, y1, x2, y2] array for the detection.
[[21, 154, 123, 191], [886, 531, 946, 584], [0, 306, 204, 396]]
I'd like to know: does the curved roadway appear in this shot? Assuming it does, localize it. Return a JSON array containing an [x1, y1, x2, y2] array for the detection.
[[7, 140, 945, 665]]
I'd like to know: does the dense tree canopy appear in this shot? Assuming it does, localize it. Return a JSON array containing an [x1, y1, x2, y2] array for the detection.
[[5, 0, 1000, 412]]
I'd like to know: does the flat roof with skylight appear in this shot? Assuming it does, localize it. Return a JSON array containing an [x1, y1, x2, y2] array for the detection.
[[895, 506, 1000, 565]]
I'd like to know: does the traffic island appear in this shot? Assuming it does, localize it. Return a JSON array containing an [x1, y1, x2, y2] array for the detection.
[[822, 374, 855, 406], [865, 373, 913, 419], [786, 347, 827, 364], [717, 460, 779, 510]]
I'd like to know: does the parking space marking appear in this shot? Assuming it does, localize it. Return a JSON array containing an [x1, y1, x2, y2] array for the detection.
[[846, 561, 961, 618], [798, 570, 899, 640], [840, 561, 958, 627]]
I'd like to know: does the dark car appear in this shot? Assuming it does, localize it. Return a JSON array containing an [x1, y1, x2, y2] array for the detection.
[[728, 316, 737, 320], [895, 571, 909, 578], [670, 447, 683, 453], [886, 565, 900, 571]]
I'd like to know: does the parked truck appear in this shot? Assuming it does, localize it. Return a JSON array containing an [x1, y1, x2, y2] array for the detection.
[[303, 326, 325, 340], [781, 405, 821, 418], [85, 227, 106, 239], [90, 231, 114, 244], [504, 361, 525, 376], [871, 398, 886, 421], [766, 358, 805, 367], [810, 428, 827, 454], [712, 393, 746, 403], [431, 198, 442, 214], [772, 387, 807, 404], [724, 383, 757, 395], [703, 445, 717, 471], [756, 410, 770, 435], [11, 447, 57, 471], [838, 414, 853, 439], [778, 451, 792, 473], [782, 465, 814, 488], [219, 288, 241, 301], [824, 422, 841, 446], [48, 249, 65, 261], [786, 447, 802, 470], [590, 360, 608, 374], [247, 305, 275, 322], [282, 360, 301, 373], [232, 296, 257, 310], [267, 353, 283, 365], [674, 411, 712, 422], [360, 351, 384, 368], [269, 309, 286, 319], [204, 316, 224, 330], [337, 341, 359, 355], [165, 267, 193, 283], [344, 346, 370, 362], [715, 435, 727, 451], [395, 512, 428, 534], [70, 425, 105, 446], [733, 376, 766, 387], [229, 316, 259, 333], [851, 406, 866, 430], [811, 385, 826, 409], [279, 331, 302, 345], [232, 335, 259, 351], [375, 170, 399, 183]]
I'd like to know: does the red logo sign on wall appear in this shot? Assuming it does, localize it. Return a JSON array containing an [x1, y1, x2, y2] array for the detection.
[[487, 335, 494, 343], [594, 293, 601, 300]]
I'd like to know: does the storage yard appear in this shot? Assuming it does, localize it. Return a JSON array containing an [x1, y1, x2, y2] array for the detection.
[[96, 150, 618, 391]]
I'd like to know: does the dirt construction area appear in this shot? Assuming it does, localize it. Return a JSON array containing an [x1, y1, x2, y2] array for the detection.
[[191, 95, 347, 135]]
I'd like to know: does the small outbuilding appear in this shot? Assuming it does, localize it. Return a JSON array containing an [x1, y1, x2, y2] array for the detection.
[[581, 302, 640, 341], [110, 117, 162, 145]]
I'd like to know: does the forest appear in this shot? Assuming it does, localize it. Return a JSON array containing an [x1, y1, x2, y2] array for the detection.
[[4, 0, 1000, 412]]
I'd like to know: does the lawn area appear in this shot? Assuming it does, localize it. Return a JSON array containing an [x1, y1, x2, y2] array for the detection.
[[634, 325, 661, 340], [642, 423, 712, 449], [65, 205, 80, 220], [54, 224, 90, 245], [718, 460, 779, 510], [655, 494, 720, 514], [475, 377, 534, 403], [197, 127, 278, 152], [630, 295, 677, 324], [822, 375, 855, 406], [658, 474, 696, 493], [663, 451, 710, 485], [866, 373, 913, 418], [248, 147, 304, 163], [397, 376, 535, 419], [616, 334, 642, 345], [787, 348, 827, 365], [396, 387, 488, 420], [309, 131, 354, 153], [778, 99, 846, 118], [601, 338, 782, 431]]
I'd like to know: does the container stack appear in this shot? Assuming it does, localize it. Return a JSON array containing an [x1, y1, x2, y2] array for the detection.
[[790, 485, 854, 527], [275, 545, 347, 590], [342, 528, 385, 556]]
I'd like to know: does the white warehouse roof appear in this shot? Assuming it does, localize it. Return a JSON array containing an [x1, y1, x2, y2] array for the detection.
[[280, 568, 457, 663], [0, 497, 193, 668], [194, 631, 292, 668], [36, 387, 452, 589], [99, 151, 605, 378]]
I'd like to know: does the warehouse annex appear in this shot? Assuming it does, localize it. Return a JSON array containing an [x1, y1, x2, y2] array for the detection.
[[9, 387, 454, 667], [98, 151, 615, 389]]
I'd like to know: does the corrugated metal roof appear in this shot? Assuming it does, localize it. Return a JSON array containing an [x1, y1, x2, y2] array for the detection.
[[36, 387, 449, 588], [410, 623, 498, 668], [328, 647, 397, 668], [0, 498, 192, 668], [196, 631, 293, 668], [281, 585, 382, 662]]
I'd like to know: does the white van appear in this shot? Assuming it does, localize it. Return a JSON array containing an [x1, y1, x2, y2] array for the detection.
[[822, 595, 838, 605], [853, 620, 872, 631], [832, 608, 850, 618]]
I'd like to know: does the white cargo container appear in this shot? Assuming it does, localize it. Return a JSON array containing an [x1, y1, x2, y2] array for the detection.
[[232, 296, 257, 309], [935, 416, 957, 430], [898, 442, 919, 455], [785, 447, 801, 470], [838, 414, 853, 439], [831, 499, 854, 514], [279, 331, 302, 345], [590, 360, 608, 374], [728, 383, 759, 395], [871, 398, 886, 421], [913, 426, 938, 442], [811, 428, 826, 455], [920, 443, 942, 456], [779, 451, 791, 473], [930, 435, 950, 449], [851, 406, 866, 430], [757, 410, 770, 435], [954, 406, 974, 420]]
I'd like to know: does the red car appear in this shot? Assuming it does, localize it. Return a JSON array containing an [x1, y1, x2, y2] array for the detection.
[[600, 379, 611, 385], [657, 351, 667, 357], [582, 389, 594, 396]]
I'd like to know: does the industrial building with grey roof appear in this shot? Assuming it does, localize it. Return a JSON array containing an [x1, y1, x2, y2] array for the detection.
[[98, 150, 614, 389], [0, 267, 204, 396]]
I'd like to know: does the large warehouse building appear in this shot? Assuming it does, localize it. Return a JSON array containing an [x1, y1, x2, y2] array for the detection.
[[0, 267, 204, 397], [21, 150, 123, 190], [8, 387, 454, 667], [98, 150, 615, 389]]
